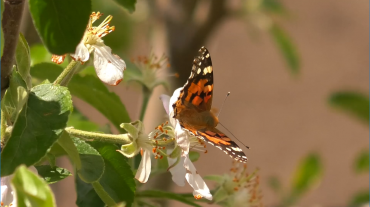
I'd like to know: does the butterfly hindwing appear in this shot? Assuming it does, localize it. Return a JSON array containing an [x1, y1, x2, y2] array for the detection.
[[197, 127, 248, 163]]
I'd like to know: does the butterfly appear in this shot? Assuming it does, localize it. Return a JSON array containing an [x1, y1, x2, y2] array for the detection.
[[172, 46, 248, 163]]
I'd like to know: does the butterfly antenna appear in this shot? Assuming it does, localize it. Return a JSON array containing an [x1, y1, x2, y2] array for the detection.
[[217, 92, 230, 118], [219, 122, 250, 149]]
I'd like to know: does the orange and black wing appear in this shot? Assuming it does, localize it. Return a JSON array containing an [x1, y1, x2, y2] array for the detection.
[[186, 125, 248, 163], [173, 46, 214, 118]]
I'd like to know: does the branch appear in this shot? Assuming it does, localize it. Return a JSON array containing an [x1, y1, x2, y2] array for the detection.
[[1, 0, 26, 98]]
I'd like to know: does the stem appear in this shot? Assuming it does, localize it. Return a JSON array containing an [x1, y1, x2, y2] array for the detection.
[[1, 0, 26, 98], [53, 60, 79, 86], [139, 86, 152, 121], [65, 127, 132, 145], [1, 110, 6, 142], [135, 87, 152, 168]]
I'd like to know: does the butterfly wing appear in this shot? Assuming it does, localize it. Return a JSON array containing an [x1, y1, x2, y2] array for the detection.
[[173, 46, 214, 118], [181, 123, 248, 163]]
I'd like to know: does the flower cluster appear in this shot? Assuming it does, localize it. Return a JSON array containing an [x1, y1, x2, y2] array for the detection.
[[52, 12, 126, 86], [210, 161, 263, 207], [127, 52, 177, 92]]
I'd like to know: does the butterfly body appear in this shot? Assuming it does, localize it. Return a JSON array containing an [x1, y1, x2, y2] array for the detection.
[[172, 46, 248, 163]]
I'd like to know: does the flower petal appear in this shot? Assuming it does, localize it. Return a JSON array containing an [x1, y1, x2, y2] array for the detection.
[[135, 149, 151, 183], [168, 87, 183, 127], [159, 94, 170, 115], [175, 121, 190, 155], [184, 157, 212, 200], [1, 175, 14, 205], [167, 149, 186, 186], [94, 45, 126, 85], [71, 42, 89, 62]]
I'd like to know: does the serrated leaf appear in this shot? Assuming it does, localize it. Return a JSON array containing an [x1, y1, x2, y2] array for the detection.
[[1, 83, 73, 176], [57, 131, 82, 170], [329, 91, 369, 123], [11, 165, 56, 207], [270, 24, 300, 73], [31, 63, 131, 132], [75, 176, 105, 207], [291, 153, 322, 196], [354, 149, 369, 174], [1, 68, 28, 123], [111, 0, 137, 13], [136, 190, 202, 207], [15, 33, 32, 88], [71, 137, 105, 183], [35, 165, 72, 184], [90, 142, 136, 206], [28, 0, 91, 55]]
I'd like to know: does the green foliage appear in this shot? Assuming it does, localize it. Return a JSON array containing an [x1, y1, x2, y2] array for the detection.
[[90, 142, 136, 206], [1, 84, 73, 176], [354, 149, 369, 174], [28, 0, 91, 55], [329, 91, 369, 123], [189, 151, 200, 162], [291, 153, 322, 197], [11, 165, 56, 207], [270, 24, 300, 73], [71, 137, 105, 183], [268, 176, 282, 194], [35, 165, 72, 184], [31, 64, 131, 132], [15, 33, 32, 88], [1, 68, 28, 123], [136, 190, 202, 207], [111, 0, 137, 13], [349, 189, 369, 207], [75, 176, 105, 207]]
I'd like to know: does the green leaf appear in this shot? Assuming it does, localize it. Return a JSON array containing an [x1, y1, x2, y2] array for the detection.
[[35, 165, 72, 184], [1, 68, 28, 123], [1, 83, 73, 176], [268, 176, 282, 194], [349, 189, 369, 206], [92, 182, 118, 206], [270, 24, 300, 73], [31, 63, 131, 132], [75, 175, 105, 207], [68, 109, 100, 131], [90, 142, 136, 206], [57, 131, 82, 170], [329, 91, 369, 123], [291, 153, 323, 196], [15, 33, 32, 89], [189, 151, 200, 162], [28, 0, 91, 55], [11, 165, 56, 207], [203, 175, 224, 184], [71, 137, 105, 183], [262, 0, 287, 14], [354, 149, 369, 174], [136, 190, 202, 207], [111, 0, 137, 13], [30, 44, 52, 65]]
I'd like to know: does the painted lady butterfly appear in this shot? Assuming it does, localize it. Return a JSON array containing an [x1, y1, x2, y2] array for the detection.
[[172, 46, 248, 163]]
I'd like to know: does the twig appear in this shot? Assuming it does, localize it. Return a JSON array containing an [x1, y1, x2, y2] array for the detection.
[[1, 0, 26, 98]]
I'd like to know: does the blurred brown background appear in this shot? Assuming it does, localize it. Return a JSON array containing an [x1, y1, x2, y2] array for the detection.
[[22, 0, 368, 206]]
